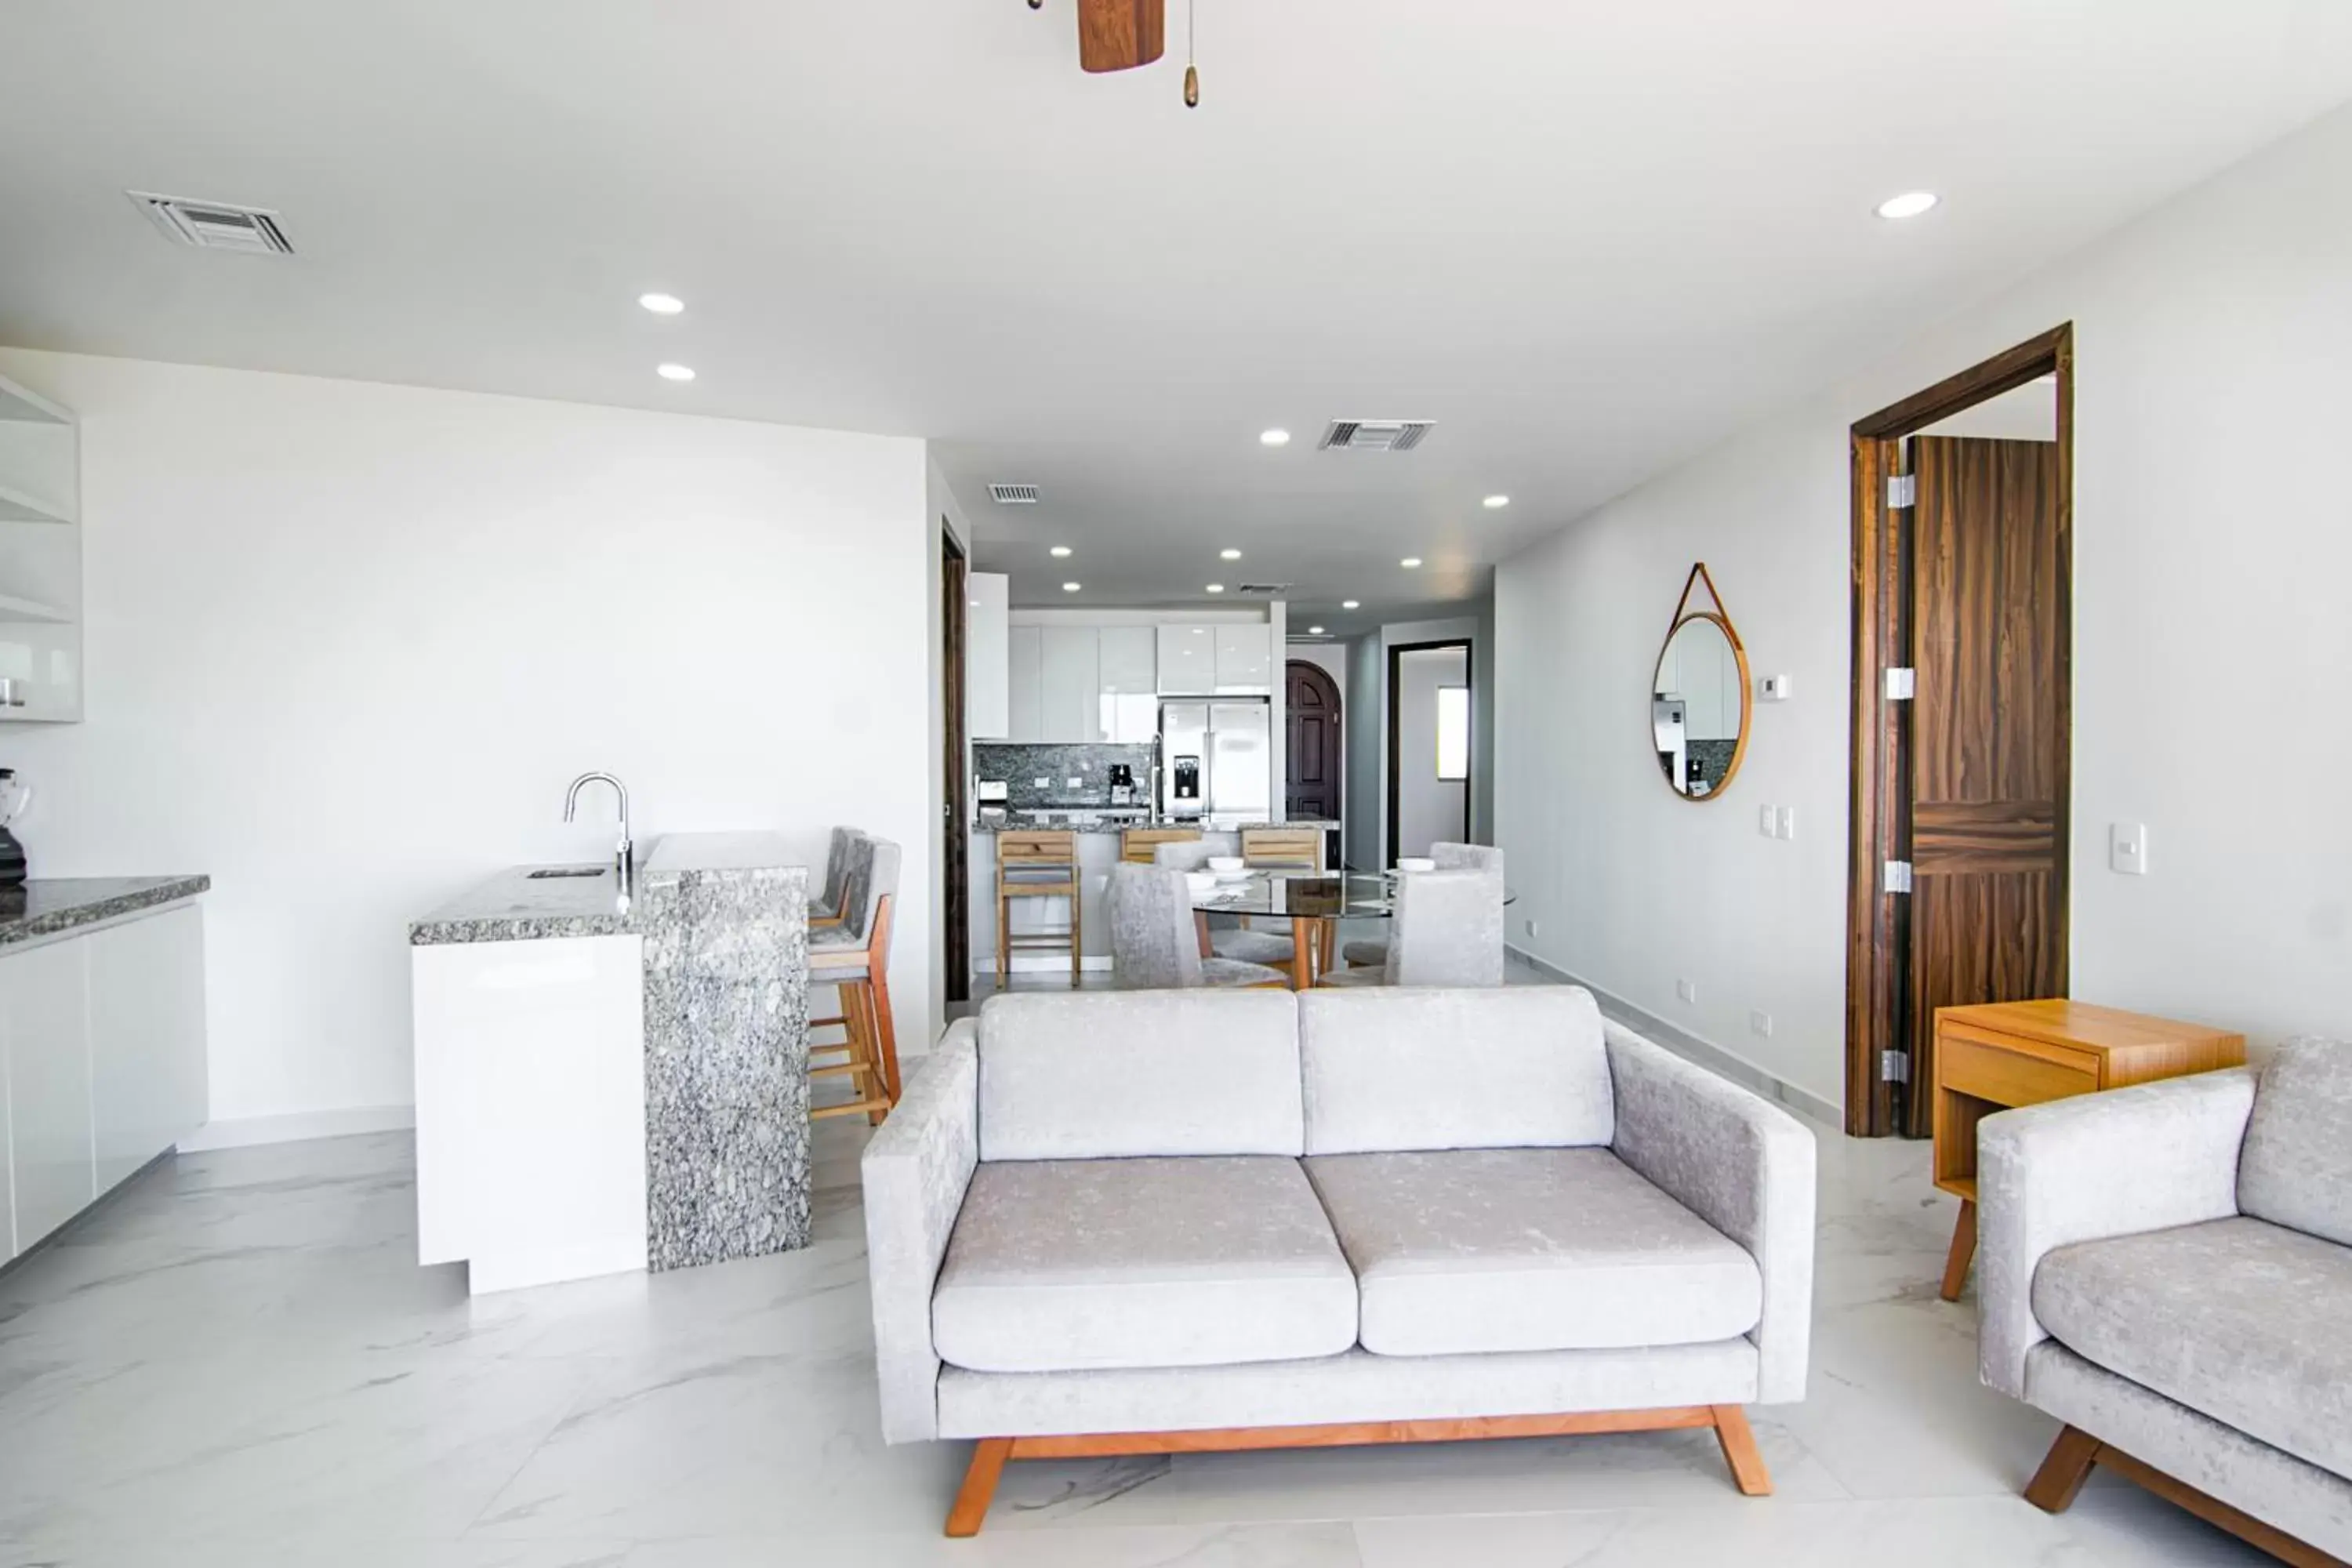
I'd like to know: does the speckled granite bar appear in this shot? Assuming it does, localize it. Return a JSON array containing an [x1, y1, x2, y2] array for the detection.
[[0, 875, 210, 946], [407, 863, 635, 945]]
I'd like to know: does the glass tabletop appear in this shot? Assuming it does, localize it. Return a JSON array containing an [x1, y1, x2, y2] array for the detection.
[[1184, 867, 1515, 920]]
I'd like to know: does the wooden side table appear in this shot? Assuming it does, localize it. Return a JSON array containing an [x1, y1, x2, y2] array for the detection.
[[1931, 999, 2244, 1301]]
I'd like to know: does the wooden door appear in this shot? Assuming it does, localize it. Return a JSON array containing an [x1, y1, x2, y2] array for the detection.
[[1285, 660, 1341, 822], [942, 529, 970, 1004], [1902, 434, 2067, 1135]]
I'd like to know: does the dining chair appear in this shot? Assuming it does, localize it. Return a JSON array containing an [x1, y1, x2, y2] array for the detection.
[[1152, 840, 1294, 968], [1107, 862, 1287, 989], [1343, 841, 1503, 970], [1319, 860, 1505, 989], [809, 833, 901, 1122]]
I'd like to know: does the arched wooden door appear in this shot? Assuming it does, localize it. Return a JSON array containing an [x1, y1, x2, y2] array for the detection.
[[1286, 660, 1342, 822]]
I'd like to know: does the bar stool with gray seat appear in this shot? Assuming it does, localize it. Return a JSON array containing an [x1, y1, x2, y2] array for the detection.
[[1107, 862, 1288, 989], [808, 826, 858, 931], [1319, 860, 1505, 989], [1343, 841, 1503, 971], [1152, 840, 1294, 970], [808, 833, 902, 1121]]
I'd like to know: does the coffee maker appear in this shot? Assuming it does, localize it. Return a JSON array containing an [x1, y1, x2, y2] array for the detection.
[[1107, 763, 1138, 808], [0, 769, 28, 888]]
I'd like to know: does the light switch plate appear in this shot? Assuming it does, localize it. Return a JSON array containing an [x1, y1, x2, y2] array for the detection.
[[2111, 822, 2150, 876], [1776, 806, 1797, 840], [1759, 805, 1777, 838], [1758, 673, 1792, 702]]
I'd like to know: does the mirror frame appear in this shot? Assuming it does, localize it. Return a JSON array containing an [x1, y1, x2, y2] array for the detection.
[[1651, 562, 1753, 803]]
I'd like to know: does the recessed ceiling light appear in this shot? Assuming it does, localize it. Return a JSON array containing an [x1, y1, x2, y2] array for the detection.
[[1062, 581, 1082, 593], [1308, 625, 1326, 635], [1260, 429, 1290, 447], [1483, 495, 1509, 509], [1342, 599, 1360, 610], [1400, 557, 1422, 569], [1875, 191, 1939, 220], [1050, 545, 1073, 557], [1220, 548, 1243, 561], [1205, 583, 1225, 593], [656, 363, 695, 382], [638, 292, 684, 315]]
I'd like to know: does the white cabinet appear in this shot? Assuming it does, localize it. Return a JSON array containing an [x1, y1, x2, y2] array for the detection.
[[1040, 626, 1101, 742], [966, 571, 1010, 739], [88, 906, 208, 1193], [0, 1064, 12, 1258], [1007, 625, 1044, 741], [1097, 626, 1157, 742], [0, 938, 94, 1254], [1214, 625, 1274, 694], [1156, 625, 1220, 695]]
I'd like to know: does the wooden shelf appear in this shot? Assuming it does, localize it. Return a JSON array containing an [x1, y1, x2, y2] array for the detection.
[[0, 481, 72, 526], [0, 379, 70, 426], [0, 592, 71, 624]]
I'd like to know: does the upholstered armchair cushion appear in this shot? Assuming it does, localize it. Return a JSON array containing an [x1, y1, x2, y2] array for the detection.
[[858, 1020, 980, 1443], [931, 1156, 1359, 1374], [1305, 1146, 1762, 1357], [975, 989, 1304, 1160], [1973, 1068, 2256, 1400], [1298, 985, 1613, 1155], [1605, 1022, 1815, 1404], [2237, 1036, 2352, 1249]]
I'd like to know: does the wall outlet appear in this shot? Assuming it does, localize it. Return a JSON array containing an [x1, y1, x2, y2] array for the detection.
[[1675, 978, 1697, 1005], [1776, 806, 1796, 840], [1523, 918, 1540, 938], [1032, 776, 1051, 788], [1065, 775, 1083, 789], [1759, 805, 1777, 837], [1749, 1009, 1774, 1038], [2111, 822, 2150, 876]]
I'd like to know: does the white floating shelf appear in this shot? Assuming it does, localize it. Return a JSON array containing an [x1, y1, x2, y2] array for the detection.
[[0, 591, 70, 624], [0, 481, 72, 525], [0, 378, 70, 425]]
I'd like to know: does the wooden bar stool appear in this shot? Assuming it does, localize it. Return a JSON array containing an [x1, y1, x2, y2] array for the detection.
[[810, 834, 902, 1123], [996, 829, 1081, 988]]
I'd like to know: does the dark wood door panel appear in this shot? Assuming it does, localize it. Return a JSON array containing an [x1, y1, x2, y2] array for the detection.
[[1913, 800, 2056, 873], [1286, 660, 1342, 823]]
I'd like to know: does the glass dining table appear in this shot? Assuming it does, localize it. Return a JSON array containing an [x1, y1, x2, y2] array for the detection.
[[1184, 867, 1516, 989]]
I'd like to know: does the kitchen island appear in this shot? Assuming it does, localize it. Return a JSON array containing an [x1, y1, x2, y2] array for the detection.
[[409, 832, 808, 1292]]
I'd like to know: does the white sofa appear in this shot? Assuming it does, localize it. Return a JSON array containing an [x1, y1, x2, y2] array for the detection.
[[861, 985, 1817, 1536]]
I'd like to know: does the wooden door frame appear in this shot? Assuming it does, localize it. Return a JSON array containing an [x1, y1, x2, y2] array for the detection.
[[1283, 657, 1344, 825], [1386, 638, 1474, 866], [1844, 324, 2074, 1136], [942, 525, 971, 1006]]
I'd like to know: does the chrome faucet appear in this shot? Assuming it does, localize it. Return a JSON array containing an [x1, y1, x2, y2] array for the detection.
[[563, 771, 633, 895]]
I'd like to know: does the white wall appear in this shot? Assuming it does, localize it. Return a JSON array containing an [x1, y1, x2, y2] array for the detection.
[[1395, 646, 1469, 857], [0, 350, 933, 1130], [1496, 100, 2352, 1110]]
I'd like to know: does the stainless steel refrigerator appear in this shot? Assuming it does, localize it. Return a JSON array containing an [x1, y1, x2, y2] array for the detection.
[[1159, 700, 1272, 822]]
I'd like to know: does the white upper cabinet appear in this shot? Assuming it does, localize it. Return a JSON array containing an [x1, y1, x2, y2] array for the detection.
[[1214, 624, 1274, 694], [0, 367, 84, 724], [1156, 625, 1220, 695], [965, 572, 1010, 739], [1096, 626, 1157, 742], [1039, 626, 1102, 742], [0, 937, 94, 1255], [1007, 626, 1044, 741]]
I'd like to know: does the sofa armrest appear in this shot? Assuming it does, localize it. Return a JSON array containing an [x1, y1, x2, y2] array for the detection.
[[859, 1018, 980, 1443], [1604, 1022, 1817, 1404], [1976, 1067, 2253, 1399]]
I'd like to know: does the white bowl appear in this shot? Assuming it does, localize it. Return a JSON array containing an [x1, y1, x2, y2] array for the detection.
[[1396, 857, 1437, 873], [1206, 855, 1247, 873], [1183, 870, 1218, 896]]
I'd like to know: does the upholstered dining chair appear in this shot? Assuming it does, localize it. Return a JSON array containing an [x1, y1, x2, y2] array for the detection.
[[1108, 862, 1288, 989], [1319, 860, 1505, 989], [1343, 841, 1503, 971], [1152, 840, 1294, 968]]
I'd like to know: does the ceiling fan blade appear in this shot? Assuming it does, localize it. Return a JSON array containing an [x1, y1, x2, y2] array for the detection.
[[1076, 0, 1165, 72]]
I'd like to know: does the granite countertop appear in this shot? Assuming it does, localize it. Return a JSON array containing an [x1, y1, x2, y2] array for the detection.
[[971, 818, 1340, 836], [409, 832, 809, 946], [0, 875, 212, 948]]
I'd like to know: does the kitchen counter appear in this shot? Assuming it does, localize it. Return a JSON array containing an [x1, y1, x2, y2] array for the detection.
[[0, 874, 211, 948], [970, 818, 1339, 835]]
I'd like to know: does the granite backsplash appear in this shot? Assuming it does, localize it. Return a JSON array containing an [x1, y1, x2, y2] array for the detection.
[[974, 742, 1156, 809]]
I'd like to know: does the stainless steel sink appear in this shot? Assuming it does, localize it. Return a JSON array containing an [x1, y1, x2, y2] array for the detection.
[[527, 867, 606, 880]]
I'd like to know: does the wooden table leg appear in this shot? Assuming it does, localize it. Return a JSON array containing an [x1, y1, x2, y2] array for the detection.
[[1290, 917, 1316, 990], [1939, 1199, 1977, 1301]]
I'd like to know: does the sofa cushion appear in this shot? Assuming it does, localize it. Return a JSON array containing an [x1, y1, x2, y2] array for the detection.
[[2238, 1036, 2352, 1249], [1298, 986, 1613, 1155], [975, 990, 1302, 1160], [1304, 1146, 1762, 1356], [2033, 1216, 2352, 1483], [931, 1156, 1358, 1374]]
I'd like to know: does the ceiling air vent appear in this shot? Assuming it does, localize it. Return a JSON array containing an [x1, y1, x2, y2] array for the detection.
[[129, 192, 295, 255], [989, 483, 1041, 504], [1236, 583, 1293, 596], [1319, 419, 1434, 452]]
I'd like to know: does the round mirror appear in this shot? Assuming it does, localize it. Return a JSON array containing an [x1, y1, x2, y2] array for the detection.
[[1652, 604, 1751, 800]]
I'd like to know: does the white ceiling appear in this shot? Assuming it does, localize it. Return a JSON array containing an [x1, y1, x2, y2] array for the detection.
[[4, 4, 2350, 636]]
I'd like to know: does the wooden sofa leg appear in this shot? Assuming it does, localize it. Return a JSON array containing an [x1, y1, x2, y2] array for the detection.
[[1711, 1405, 1773, 1496], [946, 1437, 1012, 1537], [2024, 1425, 2102, 1514]]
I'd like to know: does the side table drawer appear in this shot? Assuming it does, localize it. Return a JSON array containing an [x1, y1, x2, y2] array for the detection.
[[1940, 1034, 2097, 1108]]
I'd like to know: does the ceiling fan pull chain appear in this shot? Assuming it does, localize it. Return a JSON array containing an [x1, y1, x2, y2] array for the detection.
[[1184, 0, 1200, 105]]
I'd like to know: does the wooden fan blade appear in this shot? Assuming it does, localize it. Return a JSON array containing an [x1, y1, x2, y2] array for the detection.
[[1076, 0, 1165, 72]]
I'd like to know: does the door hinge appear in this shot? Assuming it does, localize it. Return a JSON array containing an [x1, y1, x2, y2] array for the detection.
[[1880, 1048, 1911, 1083], [1884, 858, 1913, 894], [1885, 666, 1916, 701], [1887, 473, 1916, 509]]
